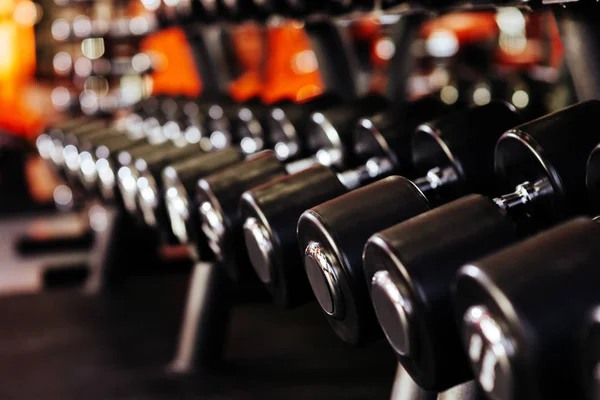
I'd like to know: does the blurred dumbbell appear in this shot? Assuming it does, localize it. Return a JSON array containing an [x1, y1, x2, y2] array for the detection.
[[72, 97, 203, 198], [132, 99, 314, 237], [295, 101, 521, 345], [239, 95, 448, 307], [162, 96, 340, 257], [267, 95, 341, 162], [36, 96, 175, 185], [194, 95, 389, 282], [38, 119, 111, 179], [361, 100, 600, 392], [62, 126, 143, 191], [128, 95, 340, 237], [112, 99, 243, 218]]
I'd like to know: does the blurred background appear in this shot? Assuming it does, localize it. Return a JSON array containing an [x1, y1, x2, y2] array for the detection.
[[0, 1, 571, 211]]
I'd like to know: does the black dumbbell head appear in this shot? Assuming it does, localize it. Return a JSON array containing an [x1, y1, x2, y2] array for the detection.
[[495, 100, 600, 226], [355, 95, 450, 178], [95, 136, 150, 202], [116, 141, 174, 216], [293, 102, 518, 345], [267, 106, 303, 162], [297, 176, 430, 345], [44, 116, 92, 136], [412, 101, 521, 204], [233, 106, 268, 156], [304, 95, 389, 169], [196, 150, 287, 281], [135, 142, 204, 233], [240, 106, 415, 308], [363, 194, 519, 391], [267, 96, 339, 162], [163, 147, 244, 257], [49, 119, 109, 143], [204, 104, 235, 150], [240, 164, 347, 307], [454, 217, 600, 400]]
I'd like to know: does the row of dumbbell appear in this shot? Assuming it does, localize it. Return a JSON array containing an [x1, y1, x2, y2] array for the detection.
[[40, 95, 600, 399], [37, 93, 336, 206], [170, 99, 600, 400], [183, 98, 600, 400]]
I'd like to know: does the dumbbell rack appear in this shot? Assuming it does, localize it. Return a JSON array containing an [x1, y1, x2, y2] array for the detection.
[[25, 0, 600, 399]]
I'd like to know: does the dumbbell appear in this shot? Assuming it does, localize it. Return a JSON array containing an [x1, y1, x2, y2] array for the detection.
[[132, 99, 308, 235], [62, 126, 142, 190], [194, 95, 389, 282], [37, 96, 178, 184], [130, 95, 340, 233], [161, 96, 340, 256], [294, 101, 521, 345], [266, 95, 341, 162], [77, 98, 208, 198], [451, 216, 600, 400], [449, 144, 600, 400], [38, 119, 112, 177], [109, 100, 235, 204], [238, 95, 449, 307], [63, 97, 190, 188], [112, 99, 248, 218], [361, 100, 600, 392]]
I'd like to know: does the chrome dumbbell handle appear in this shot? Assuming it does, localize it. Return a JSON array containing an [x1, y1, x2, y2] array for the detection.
[[335, 156, 395, 190], [493, 178, 554, 214], [413, 166, 459, 195]]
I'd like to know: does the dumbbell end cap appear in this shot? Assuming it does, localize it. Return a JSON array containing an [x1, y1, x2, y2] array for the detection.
[[304, 240, 344, 318], [371, 269, 411, 357], [243, 217, 274, 284]]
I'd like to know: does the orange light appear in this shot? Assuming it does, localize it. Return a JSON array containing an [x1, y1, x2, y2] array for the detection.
[[261, 22, 325, 105], [228, 23, 264, 102], [0, 0, 47, 137], [140, 27, 203, 97]]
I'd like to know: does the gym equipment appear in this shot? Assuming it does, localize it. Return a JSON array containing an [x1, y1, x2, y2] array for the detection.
[[296, 101, 521, 345], [361, 100, 600, 392], [239, 95, 449, 307]]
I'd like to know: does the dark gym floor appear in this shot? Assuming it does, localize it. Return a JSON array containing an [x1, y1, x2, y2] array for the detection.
[[0, 272, 397, 400]]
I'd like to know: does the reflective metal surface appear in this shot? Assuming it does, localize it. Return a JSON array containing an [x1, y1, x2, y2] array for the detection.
[[463, 305, 515, 400], [370, 270, 412, 356], [199, 200, 226, 259], [243, 217, 274, 284], [303, 241, 344, 318]]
